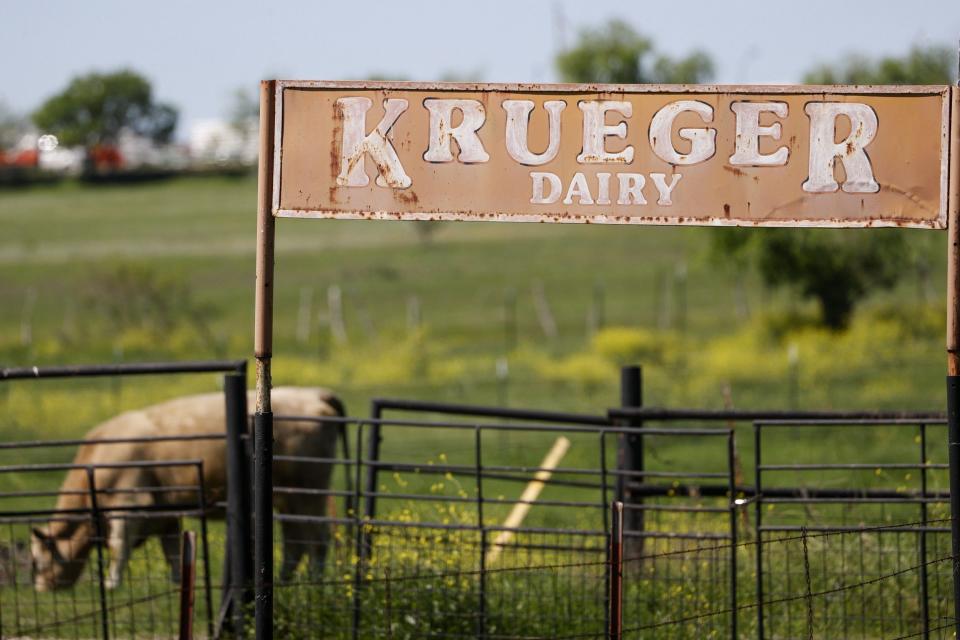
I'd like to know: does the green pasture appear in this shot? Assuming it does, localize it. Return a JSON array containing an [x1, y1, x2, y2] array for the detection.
[[0, 174, 946, 390], [0, 176, 954, 637], [0, 174, 952, 507]]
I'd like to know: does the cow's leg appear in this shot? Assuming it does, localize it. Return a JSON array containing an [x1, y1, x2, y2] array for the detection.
[[305, 519, 331, 579], [279, 521, 307, 581], [160, 519, 183, 584], [298, 457, 334, 579], [105, 518, 131, 590]]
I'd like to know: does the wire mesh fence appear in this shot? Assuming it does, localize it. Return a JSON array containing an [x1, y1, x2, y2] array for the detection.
[[263, 409, 957, 639], [1, 360, 957, 639], [265, 414, 618, 637], [269, 411, 627, 639], [0, 360, 246, 639], [272, 523, 610, 640], [0, 416, 955, 639], [0, 461, 218, 639], [752, 418, 954, 640]]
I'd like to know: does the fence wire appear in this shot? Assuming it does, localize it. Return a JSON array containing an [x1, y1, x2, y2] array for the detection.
[[0, 382, 955, 639], [264, 411, 958, 639], [266, 518, 957, 640], [0, 459, 219, 640]]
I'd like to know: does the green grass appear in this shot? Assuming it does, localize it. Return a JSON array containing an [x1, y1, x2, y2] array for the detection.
[[0, 173, 951, 519], [0, 174, 949, 411], [0, 175, 954, 637]]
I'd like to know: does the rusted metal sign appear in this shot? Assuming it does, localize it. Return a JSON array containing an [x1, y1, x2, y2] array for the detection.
[[271, 81, 954, 228]]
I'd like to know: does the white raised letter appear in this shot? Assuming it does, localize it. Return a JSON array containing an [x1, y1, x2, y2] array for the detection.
[[336, 97, 411, 188], [596, 173, 612, 205], [577, 101, 634, 164], [802, 102, 879, 193], [530, 172, 562, 204], [649, 101, 716, 165], [423, 99, 490, 163], [563, 172, 594, 205], [650, 173, 682, 205], [729, 101, 789, 166], [504, 100, 566, 165], [617, 174, 647, 205]]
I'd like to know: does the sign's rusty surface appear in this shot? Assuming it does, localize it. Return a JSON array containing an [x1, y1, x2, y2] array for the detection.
[[271, 81, 954, 229]]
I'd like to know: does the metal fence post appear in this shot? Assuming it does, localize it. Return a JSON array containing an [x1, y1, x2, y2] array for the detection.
[[253, 411, 273, 640], [727, 429, 738, 640], [919, 422, 931, 639], [352, 422, 365, 640], [608, 501, 623, 640], [946, 376, 960, 640], [85, 467, 110, 640], [179, 531, 198, 640], [754, 423, 765, 640], [945, 60, 960, 640], [224, 372, 253, 637], [253, 77, 277, 640], [618, 366, 643, 555], [361, 401, 383, 563], [195, 464, 214, 639], [600, 430, 611, 635], [475, 425, 487, 640]]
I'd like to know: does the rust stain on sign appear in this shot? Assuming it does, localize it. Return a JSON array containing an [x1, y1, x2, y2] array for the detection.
[[271, 81, 954, 229]]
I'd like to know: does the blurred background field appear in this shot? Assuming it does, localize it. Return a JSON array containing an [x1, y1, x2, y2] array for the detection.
[[0, 172, 948, 412], [0, 172, 949, 507]]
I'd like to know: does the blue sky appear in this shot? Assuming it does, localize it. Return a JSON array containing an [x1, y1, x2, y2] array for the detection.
[[3, 0, 958, 133]]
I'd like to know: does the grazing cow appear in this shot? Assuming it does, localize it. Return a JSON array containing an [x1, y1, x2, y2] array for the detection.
[[30, 387, 345, 591]]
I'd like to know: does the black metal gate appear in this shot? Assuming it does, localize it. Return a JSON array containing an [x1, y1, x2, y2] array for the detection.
[[0, 360, 249, 640]]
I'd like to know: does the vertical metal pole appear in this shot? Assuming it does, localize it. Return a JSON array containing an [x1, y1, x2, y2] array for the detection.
[[85, 467, 110, 640], [254, 79, 277, 640], [919, 423, 930, 640], [618, 366, 643, 554], [351, 423, 365, 640], [253, 412, 273, 640], [196, 465, 214, 639], [945, 81, 960, 640], [178, 531, 198, 640], [361, 402, 383, 563], [475, 426, 487, 640], [727, 430, 738, 640], [600, 430, 611, 635], [947, 377, 960, 639], [754, 423, 765, 640], [608, 501, 623, 640], [0, 514, 4, 636], [225, 371, 253, 637]]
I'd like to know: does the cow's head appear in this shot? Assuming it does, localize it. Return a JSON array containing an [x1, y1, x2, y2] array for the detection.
[[30, 526, 89, 591]]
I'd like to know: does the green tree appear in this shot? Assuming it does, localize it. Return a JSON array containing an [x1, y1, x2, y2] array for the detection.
[[556, 19, 713, 84], [803, 44, 957, 85], [711, 44, 955, 330], [755, 229, 908, 329], [33, 69, 178, 147]]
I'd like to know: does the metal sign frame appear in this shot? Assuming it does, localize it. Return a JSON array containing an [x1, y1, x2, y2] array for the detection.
[[270, 80, 951, 228], [253, 79, 960, 640]]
